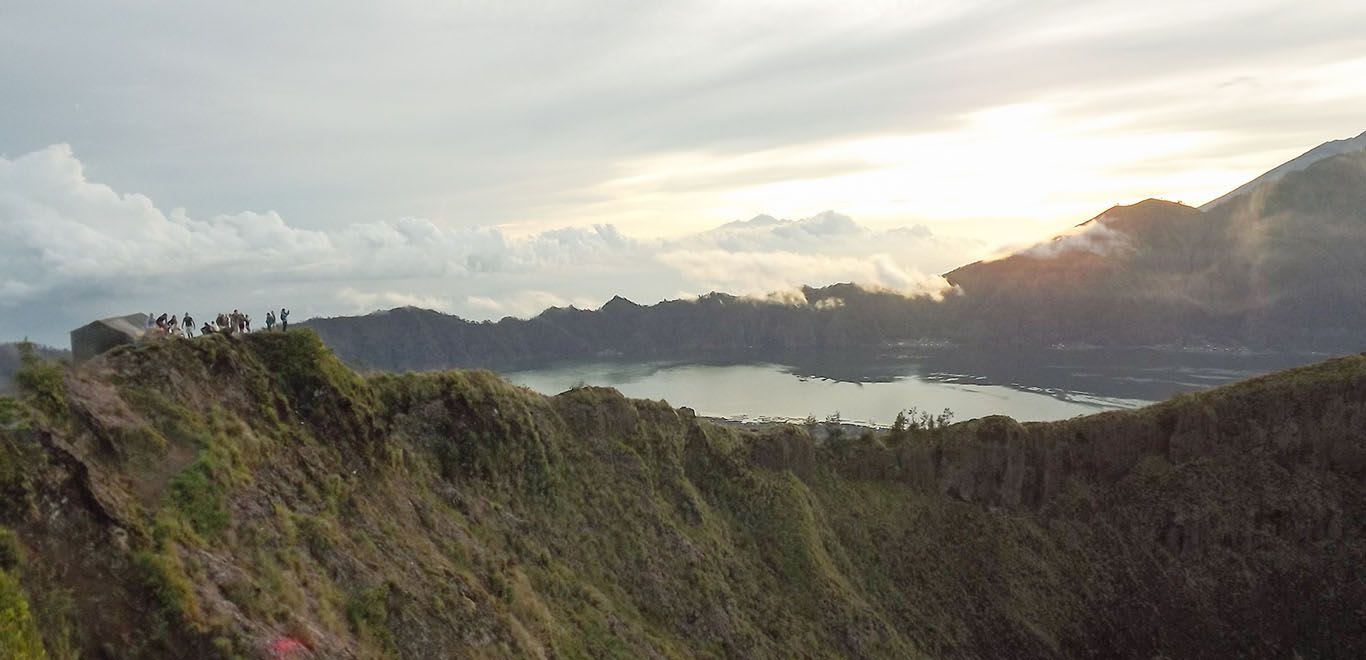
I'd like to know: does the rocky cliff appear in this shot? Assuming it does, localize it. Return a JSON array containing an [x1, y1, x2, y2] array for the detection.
[[0, 332, 1362, 658]]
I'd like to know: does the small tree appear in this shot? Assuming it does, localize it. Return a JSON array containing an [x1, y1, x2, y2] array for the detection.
[[824, 411, 844, 442], [935, 408, 955, 429], [896, 405, 956, 437], [889, 410, 909, 444]]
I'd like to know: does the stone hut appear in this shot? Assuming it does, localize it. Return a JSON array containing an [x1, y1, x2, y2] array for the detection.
[[70, 314, 148, 363]]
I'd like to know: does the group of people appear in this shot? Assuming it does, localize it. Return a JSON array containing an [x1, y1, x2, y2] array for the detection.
[[147, 308, 290, 338]]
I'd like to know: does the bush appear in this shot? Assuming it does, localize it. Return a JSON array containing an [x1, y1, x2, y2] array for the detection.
[[134, 551, 203, 628], [13, 344, 67, 422], [0, 528, 21, 571], [169, 465, 229, 538], [0, 569, 48, 658], [346, 584, 394, 651]]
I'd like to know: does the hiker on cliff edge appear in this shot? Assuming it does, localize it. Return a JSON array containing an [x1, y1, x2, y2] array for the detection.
[[280, 308, 290, 331], [183, 313, 195, 338], [265, 310, 276, 331]]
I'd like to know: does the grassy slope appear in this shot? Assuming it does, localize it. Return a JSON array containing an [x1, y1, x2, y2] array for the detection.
[[0, 332, 1362, 658]]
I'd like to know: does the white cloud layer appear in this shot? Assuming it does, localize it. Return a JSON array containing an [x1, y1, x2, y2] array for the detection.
[[0, 145, 978, 344]]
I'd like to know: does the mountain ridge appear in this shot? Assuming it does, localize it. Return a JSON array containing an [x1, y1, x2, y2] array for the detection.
[[296, 131, 1366, 371], [0, 330, 1362, 657], [1201, 129, 1366, 211]]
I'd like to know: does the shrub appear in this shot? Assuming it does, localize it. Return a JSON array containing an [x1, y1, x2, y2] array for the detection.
[[0, 528, 21, 571], [13, 344, 67, 423], [134, 551, 203, 628], [346, 584, 394, 651], [169, 464, 229, 538], [0, 569, 47, 659]]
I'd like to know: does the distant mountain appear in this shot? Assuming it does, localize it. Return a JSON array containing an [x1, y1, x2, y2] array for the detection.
[[946, 145, 1366, 348], [303, 284, 947, 371], [302, 131, 1366, 371], [1201, 129, 1366, 210]]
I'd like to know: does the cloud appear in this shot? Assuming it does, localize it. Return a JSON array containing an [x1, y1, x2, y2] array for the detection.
[[656, 249, 948, 298], [337, 288, 454, 314], [1, 144, 974, 343], [466, 290, 598, 318], [0, 144, 332, 287], [1018, 219, 1132, 259]]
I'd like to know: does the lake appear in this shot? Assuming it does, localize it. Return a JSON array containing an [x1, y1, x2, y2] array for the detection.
[[501, 347, 1329, 424]]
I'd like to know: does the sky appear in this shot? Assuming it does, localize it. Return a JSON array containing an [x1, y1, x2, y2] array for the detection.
[[2, 0, 1365, 345]]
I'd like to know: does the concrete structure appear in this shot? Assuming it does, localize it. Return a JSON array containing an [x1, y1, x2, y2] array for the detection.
[[70, 314, 148, 363]]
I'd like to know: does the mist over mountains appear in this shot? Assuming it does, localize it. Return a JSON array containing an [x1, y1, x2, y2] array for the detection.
[[304, 131, 1366, 371]]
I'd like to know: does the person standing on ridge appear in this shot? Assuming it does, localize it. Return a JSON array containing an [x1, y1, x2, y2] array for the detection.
[[280, 308, 290, 331], [183, 313, 195, 337], [265, 310, 276, 331]]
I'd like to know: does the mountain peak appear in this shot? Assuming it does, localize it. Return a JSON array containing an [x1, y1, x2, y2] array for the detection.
[[601, 295, 642, 312]]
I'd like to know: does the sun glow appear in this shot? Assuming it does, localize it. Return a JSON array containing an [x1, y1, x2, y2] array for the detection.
[[584, 102, 1240, 245]]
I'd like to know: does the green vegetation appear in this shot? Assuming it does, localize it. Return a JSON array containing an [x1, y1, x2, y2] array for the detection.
[[0, 568, 47, 659], [12, 343, 67, 424], [0, 333, 1361, 658]]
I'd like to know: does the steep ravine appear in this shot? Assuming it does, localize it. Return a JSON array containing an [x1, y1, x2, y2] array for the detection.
[[0, 333, 1362, 658]]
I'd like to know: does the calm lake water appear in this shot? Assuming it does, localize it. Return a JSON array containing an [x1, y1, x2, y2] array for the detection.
[[501, 347, 1329, 424]]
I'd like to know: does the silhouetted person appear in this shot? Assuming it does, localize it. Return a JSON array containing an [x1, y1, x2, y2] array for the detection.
[[265, 310, 276, 331], [183, 313, 195, 337], [280, 308, 290, 331]]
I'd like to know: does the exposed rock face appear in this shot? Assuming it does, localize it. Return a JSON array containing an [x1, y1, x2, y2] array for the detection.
[[0, 333, 1362, 658]]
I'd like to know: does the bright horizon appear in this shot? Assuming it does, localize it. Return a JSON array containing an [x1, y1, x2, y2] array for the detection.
[[3, 1, 1365, 344]]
